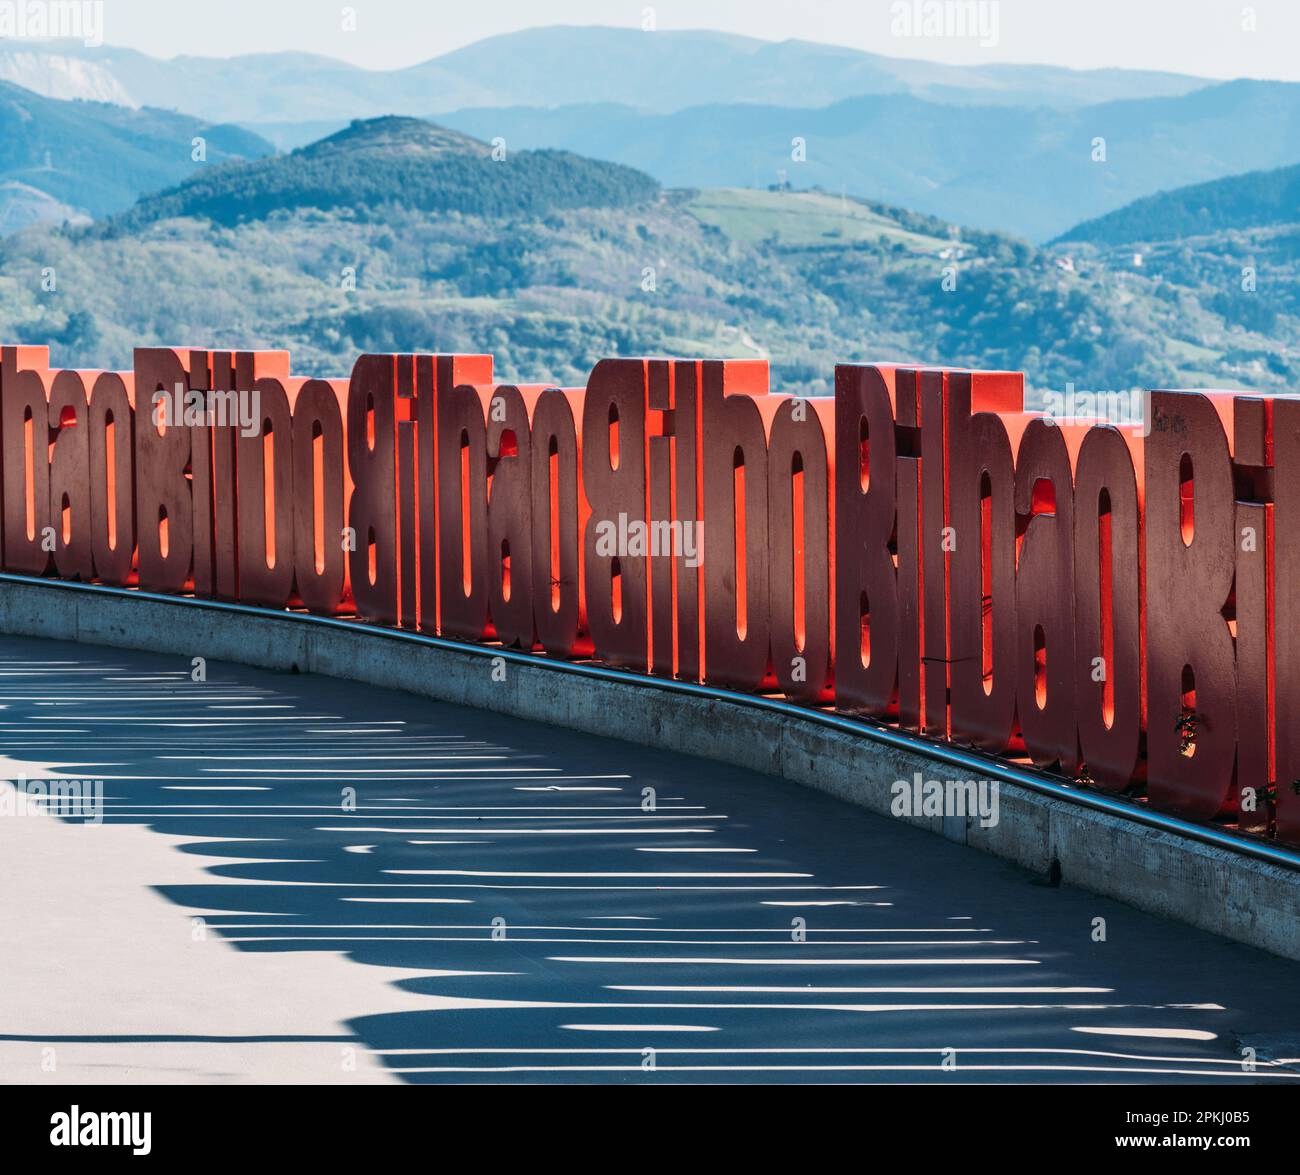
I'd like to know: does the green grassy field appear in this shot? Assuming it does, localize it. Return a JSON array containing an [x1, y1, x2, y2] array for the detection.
[[687, 188, 959, 254]]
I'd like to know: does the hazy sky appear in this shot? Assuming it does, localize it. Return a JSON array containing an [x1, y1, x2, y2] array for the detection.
[[72, 0, 1300, 80]]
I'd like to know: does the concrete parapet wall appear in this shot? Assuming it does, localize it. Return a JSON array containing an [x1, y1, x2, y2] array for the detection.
[[2, 575, 1296, 962]]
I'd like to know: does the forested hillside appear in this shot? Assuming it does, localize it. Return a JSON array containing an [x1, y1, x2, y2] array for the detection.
[[3, 118, 1295, 400]]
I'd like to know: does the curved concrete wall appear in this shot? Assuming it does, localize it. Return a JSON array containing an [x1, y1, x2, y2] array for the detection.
[[1, 572, 1298, 962]]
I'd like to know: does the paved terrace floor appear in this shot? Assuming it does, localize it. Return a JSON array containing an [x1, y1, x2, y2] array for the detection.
[[1, 633, 1299, 1085]]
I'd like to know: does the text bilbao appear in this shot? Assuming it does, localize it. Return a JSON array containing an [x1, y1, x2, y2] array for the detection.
[[1, 344, 1294, 844]]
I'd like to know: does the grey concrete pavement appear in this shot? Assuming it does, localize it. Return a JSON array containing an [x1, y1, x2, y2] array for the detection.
[[2, 634, 1299, 1084]]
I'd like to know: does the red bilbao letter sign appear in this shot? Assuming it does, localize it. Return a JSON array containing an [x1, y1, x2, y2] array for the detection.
[[0, 342, 1292, 847]]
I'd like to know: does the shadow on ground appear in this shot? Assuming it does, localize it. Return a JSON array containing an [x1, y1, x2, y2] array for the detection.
[[4, 634, 1299, 1084]]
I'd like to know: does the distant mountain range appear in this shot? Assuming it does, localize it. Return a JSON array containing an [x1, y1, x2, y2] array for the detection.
[[116, 116, 657, 230], [1057, 160, 1300, 245], [0, 79, 272, 231], [3, 28, 1298, 242], [434, 79, 1300, 241], [1052, 160, 1300, 343], [231, 74, 1300, 242], [4, 117, 1294, 404], [0, 27, 1210, 123]]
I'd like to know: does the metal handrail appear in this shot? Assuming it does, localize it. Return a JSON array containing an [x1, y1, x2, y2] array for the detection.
[[4, 570, 1299, 873]]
